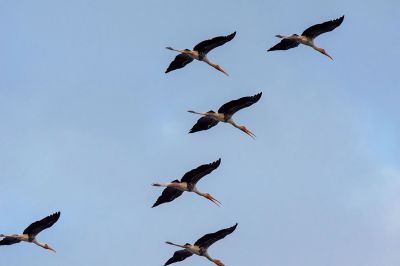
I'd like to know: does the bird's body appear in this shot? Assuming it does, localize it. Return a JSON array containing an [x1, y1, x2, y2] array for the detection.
[[165, 32, 236, 75], [268, 16, 344, 60], [164, 223, 238, 266], [188, 92, 262, 138], [0, 212, 60, 252], [152, 159, 221, 207]]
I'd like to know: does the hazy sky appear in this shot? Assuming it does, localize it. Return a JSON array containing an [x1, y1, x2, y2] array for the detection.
[[1, 0, 399, 265]]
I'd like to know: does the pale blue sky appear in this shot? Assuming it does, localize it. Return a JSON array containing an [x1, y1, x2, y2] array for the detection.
[[0, 0, 399, 265]]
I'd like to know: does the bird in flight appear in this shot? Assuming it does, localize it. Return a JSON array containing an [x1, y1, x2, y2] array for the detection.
[[164, 223, 237, 266], [268, 16, 344, 60], [165, 32, 236, 76], [152, 159, 222, 207], [188, 92, 262, 139], [0, 212, 60, 252]]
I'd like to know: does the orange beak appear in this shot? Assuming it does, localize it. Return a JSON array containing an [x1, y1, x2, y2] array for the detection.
[[205, 194, 221, 207], [240, 126, 256, 139], [320, 49, 333, 60], [45, 245, 56, 253], [324, 52, 333, 60], [214, 259, 225, 266], [214, 65, 229, 76]]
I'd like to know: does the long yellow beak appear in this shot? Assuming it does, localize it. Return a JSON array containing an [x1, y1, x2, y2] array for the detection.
[[205, 194, 222, 207], [214, 65, 229, 76], [241, 127, 256, 139]]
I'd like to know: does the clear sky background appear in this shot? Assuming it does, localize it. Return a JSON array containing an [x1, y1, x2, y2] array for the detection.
[[0, 0, 399, 265]]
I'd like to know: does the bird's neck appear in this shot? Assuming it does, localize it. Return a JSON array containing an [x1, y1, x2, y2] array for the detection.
[[228, 119, 241, 129], [32, 239, 45, 248], [202, 56, 216, 67], [204, 252, 218, 264], [193, 188, 203, 196]]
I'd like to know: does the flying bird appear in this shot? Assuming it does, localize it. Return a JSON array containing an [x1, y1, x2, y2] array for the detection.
[[152, 159, 221, 207], [268, 16, 344, 60], [165, 32, 236, 76], [188, 92, 262, 139], [0, 212, 60, 252], [164, 223, 237, 266]]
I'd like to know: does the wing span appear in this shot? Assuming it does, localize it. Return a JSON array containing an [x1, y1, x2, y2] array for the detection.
[[164, 249, 193, 265], [181, 159, 221, 185], [218, 93, 262, 117], [166, 54, 194, 73], [268, 38, 300, 51], [193, 32, 236, 54], [302, 16, 344, 39], [189, 113, 219, 133], [194, 223, 237, 249], [23, 212, 60, 237], [152, 180, 184, 208]]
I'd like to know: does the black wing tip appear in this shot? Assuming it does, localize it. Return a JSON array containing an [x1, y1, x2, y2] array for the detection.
[[152, 201, 162, 208], [253, 92, 262, 102], [214, 158, 222, 167], [229, 223, 238, 231], [334, 15, 345, 24], [229, 31, 237, 38], [51, 211, 61, 219]]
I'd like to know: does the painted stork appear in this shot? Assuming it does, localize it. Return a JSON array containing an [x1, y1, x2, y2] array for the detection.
[[0, 212, 60, 252], [152, 159, 221, 207], [165, 32, 236, 76], [268, 16, 344, 60], [164, 223, 237, 266], [188, 92, 262, 139]]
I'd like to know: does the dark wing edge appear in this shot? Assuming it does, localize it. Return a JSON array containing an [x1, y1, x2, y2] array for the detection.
[[194, 223, 238, 249], [189, 114, 219, 134], [193, 32, 236, 54], [302, 15, 344, 39], [181, 158, 221, 184], [165, 54, 194, 73], [152, 180, 184, 208], [23, 212, 61, 236], [164, 249, 193, 266], [218, 92, 262, 117], [0, 237, 21, 246], [267, 39, 300, 51]]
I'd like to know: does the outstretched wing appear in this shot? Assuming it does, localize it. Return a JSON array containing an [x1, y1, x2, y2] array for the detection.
[[23, 212, 60, 237], [0, 237, 21, 246], [195, 223, 237, 249], [189, 113, 219, 133], [193, 32, 236, 54], [218, 92, 262, 117], [164, 249, 193, 265], [152, 180, 184, 208], [181, 158, 221, 185], [302, 16, 344, 39], [268, 39, 299, 51], [165, 54, 194, 73]]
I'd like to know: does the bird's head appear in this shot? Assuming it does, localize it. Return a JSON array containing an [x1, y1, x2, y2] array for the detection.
[[184, 243, 191, 248], [203, 193, 221, 206], [316, 48, 333, 60], [239, 125, 256, 139], [44, 244, 56, 253], [213, 259, 225, 266], [213, 65, 229, 76]]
